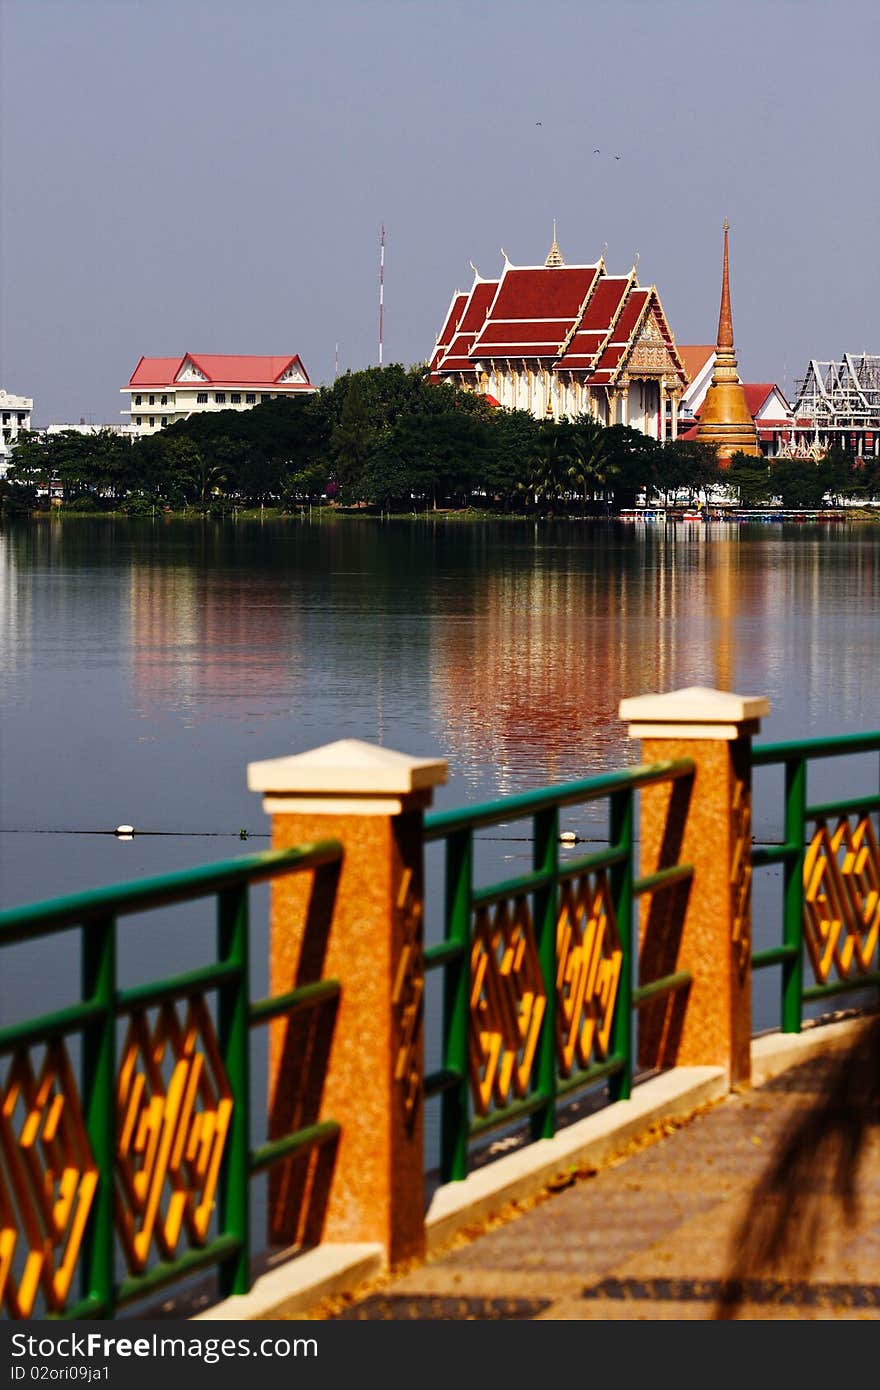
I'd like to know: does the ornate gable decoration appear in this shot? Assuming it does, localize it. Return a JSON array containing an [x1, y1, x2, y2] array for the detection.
[[175, 357, 207, 383], [278, 361, 304, 384], [624, 309, 681, 379]]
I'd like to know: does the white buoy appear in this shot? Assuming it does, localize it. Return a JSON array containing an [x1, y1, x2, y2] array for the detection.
[[559, 830, 577, 844], [115, 824, 134, 838]]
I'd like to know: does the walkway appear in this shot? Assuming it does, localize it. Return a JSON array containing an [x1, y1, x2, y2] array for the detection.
[[316, 1020, 880, 1321]]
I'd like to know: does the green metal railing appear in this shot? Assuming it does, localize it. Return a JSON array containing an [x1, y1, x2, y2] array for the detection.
[[751, 731, 880, 1031], [422, 758, 696, 1182], [0, 842, 343, 1320]]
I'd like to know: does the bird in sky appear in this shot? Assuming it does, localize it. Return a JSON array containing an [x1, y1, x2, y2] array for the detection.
[[593, 148, 600, 154], [615, 154, 621, 160], [536, 121, 542, 126]]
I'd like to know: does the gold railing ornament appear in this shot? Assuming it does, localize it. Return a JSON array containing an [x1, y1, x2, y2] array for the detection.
[[804, 816, 880, 984], [469, 896, 546, 1115], [556, 872, 621, 1075], [0, 1041, 97, 1318], [115, 998, 232, 1274]]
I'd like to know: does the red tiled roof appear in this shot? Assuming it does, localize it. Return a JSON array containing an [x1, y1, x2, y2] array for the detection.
[[485, 265, 599, 322], [129, 357, 186, 387], [436, 281, 498, 373], [607, 286, 649, 344], [128, 354, 312, 388], [430, 292, 468, 370], [742, 383, 778, 417], [677, 345, 715, 384]]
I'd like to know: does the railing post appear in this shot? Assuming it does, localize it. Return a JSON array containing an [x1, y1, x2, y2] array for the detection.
[[247, 740, 447, 1269], [619, 687, 769, 1087], [217, 884, 250, 1297], [440, 829, 472, 1183], [781, 757, 806, 1033], [531, 807, 559, 1141], [609, 787, 634, 1102], [80, 914, 116, 1317]]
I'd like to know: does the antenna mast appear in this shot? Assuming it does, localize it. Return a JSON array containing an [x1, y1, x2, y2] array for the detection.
[[378, 224, 385, 368]]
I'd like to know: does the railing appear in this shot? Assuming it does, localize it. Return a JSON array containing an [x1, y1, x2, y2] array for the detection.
[[0, 842, 343, 1320], [422, 759, 695, 1183], [751, 731, 880, 1031]]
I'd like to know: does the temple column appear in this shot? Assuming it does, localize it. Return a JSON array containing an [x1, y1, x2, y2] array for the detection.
[[620, 385, 630, 428], [670, 389, 679, 441], [659, 378, 667, 442], [607, 389, 618, 425]]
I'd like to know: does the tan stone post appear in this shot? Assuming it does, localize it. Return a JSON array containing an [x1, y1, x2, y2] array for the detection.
[[618, 687, 769, 1087], [247, 740, 447, 1267]]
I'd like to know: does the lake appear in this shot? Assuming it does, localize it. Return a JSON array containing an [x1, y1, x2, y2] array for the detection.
[[1, 513, 879, 1195]]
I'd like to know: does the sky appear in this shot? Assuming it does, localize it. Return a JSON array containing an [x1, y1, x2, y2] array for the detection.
[[2, 0, 878, 426]]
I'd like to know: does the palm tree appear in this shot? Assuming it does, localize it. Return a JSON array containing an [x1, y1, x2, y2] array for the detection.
[[519, 426, 567, 512], [564, 413, 607, 517]]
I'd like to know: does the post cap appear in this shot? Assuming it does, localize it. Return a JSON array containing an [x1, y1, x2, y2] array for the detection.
[[248, 739, 448, 806], [619, 686, 769, 741]]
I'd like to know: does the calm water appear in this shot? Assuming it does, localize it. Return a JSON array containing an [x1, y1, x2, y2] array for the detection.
[[2, 515, 879, 1202]]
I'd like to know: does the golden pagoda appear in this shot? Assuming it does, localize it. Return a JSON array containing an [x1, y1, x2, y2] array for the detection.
[[696, 220, 759, 463]]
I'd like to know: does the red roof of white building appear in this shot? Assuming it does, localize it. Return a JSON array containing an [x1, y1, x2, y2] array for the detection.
[[128, 353, 314, 389]]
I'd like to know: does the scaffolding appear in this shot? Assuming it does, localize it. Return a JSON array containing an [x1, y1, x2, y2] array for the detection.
[[791, 353, 880, 426]]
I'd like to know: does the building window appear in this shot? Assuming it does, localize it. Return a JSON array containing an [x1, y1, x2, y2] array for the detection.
[[161, 394, 168, 405], [149, 417, 155, 427], [136, 416, 142, 426], [134, 395, 142, 406], [231, 393, 241, 403], [261, 393, 271, 402], [245, 393, 256, 404], [149, 395, 155, 405], [197, 392, 208, 404], [215, 392, 226, 404]]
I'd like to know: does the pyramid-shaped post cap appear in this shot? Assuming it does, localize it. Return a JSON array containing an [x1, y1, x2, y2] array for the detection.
[[248, 739, 448, 816], [619, 686, 769, 741]]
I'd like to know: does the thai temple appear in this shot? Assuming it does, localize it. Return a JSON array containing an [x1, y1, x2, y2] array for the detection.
[[694, 221, 760, 462], [429, 227, 689, 439]]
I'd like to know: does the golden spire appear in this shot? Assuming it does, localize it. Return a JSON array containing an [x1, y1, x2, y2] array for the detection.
[[545, 220, 564, 267], [695, 219, 759, 464], [717, 218, 733, 350]]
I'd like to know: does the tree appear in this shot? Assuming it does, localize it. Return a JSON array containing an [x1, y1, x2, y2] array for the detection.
[[330, 376, 373, 499], [519, 423, 568, 512], [561, 413, 607, 517], [769, 457, 827, 509], [656, 440, 720, 506], [602, 425, 659, 510], [726, 452, 772, 507]]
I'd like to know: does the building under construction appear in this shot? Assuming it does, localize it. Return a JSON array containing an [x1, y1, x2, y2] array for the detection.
[[780, 353, 880, 460]]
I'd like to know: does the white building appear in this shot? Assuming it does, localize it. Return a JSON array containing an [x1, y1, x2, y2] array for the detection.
[[121, 353, 316, 435], [0, 389, 34, 475]]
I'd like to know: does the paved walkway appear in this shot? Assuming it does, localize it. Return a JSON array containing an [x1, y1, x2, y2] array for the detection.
[[317, 1025, 880, 1321]]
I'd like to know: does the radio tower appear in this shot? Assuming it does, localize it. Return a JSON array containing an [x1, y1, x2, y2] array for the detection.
[[378, 224, 385, 368]]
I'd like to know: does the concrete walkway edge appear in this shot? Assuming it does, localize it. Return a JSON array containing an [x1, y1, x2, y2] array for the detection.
[[198, 1016, 874, 1321]]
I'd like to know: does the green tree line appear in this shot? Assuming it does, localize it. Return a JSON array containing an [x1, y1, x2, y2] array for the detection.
[[3, 364, 878, 515]]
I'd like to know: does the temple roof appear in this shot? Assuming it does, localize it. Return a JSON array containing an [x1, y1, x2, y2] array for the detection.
[[429, 291, 469, 373], [436, 279, 499, 373], [434, 246, 686, 388]]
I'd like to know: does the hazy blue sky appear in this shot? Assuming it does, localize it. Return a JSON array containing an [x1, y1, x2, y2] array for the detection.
[[2, 0, 878, 424]]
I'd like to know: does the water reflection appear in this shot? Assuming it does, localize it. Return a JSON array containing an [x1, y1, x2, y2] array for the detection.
[[1, 517, 878, 902]]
